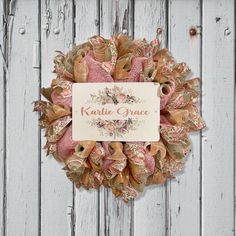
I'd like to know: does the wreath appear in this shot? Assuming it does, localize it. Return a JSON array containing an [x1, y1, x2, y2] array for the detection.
[[34, 34, 205, 202]]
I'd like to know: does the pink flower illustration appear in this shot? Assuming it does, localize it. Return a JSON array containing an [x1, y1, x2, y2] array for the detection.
[[90, 118, 141, 139], [88, 86, 141, 105], [116, 93, 127, 103]]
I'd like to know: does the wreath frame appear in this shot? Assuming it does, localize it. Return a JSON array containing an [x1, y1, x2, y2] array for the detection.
[[34, 34, 205, 202]]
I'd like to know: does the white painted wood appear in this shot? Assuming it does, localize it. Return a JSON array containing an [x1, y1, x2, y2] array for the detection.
[[99, 1, 134, 235], [0, 1, 5, 235], [100, 0, 133, 37], [0, 1, 235, 235], [202, 0, 235, 235], [167, 1, 201, 236], [134, 0, 167, 46], [74, 1, 99, 235], [41, 1, 74, 235], [133, 1, 167, 236], [5, 0, 40, 235], [74, 0, 99, 43]]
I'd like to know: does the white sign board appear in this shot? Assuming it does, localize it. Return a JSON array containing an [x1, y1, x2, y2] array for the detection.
[[72, 82, 160, 141]]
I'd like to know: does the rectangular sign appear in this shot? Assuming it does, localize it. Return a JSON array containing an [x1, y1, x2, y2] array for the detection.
[[72, 82, 160, 141]]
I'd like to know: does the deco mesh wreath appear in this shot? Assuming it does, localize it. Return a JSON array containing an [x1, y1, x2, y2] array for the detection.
[[34, 34, 205, 202]]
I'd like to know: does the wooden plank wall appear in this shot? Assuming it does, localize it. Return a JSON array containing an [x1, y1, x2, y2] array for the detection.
[[0, 1, 5, 235], [0, 0, 235, 235], [167, 1, 201, 235], [41, 1, 74, 235], [5, 1, 40, 235]]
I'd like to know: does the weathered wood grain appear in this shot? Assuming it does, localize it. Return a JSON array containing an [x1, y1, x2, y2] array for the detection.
[[0, 0, 6, 235], [41, 1, 74, 235], [133, 1, 167, 236], [99, 1, 134, 236], [5, 0, 40, 235], [100, 0, 133, 37], [74, 1, 99, 235], [74, 0, 99, 43], [134, 0, 167, 46], [167, 1, 202, 236], [0, 1, 235, 235], [202, 0, 235, 235]]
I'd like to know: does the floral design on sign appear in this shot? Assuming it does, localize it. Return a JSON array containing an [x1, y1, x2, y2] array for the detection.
[[88, 85, 141, 105], [89, 118, 141, 139]]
